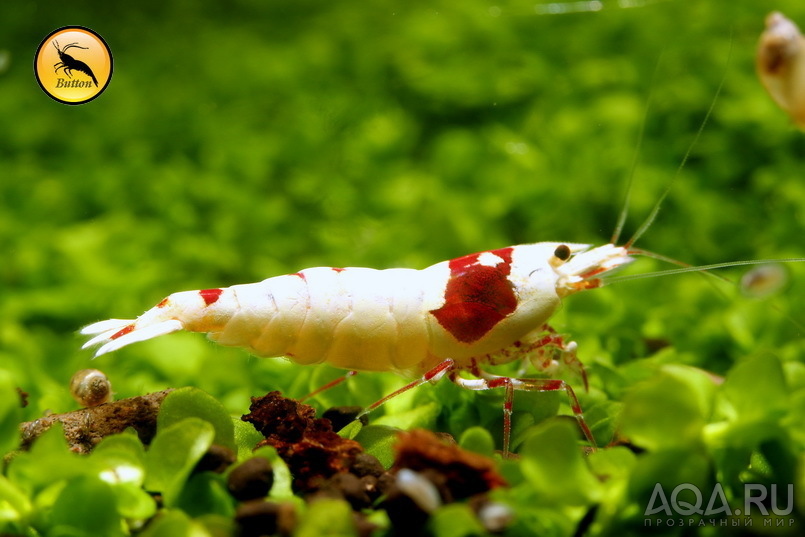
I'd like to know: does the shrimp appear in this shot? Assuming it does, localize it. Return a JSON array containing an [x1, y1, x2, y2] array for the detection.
[[82, 242, 632, 454], [82, 16, 805, 455]]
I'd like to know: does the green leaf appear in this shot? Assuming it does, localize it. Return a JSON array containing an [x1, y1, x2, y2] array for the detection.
[[295, 499, 355, 537], [195, 514, 237, 537], [88, 432, 156, 520], [7, 424, 84, 495], [520, 419, 602, 506], [90, 431, 147, 485], [0, 370, 23, 457], [145, 417, 215, 506], [0, 475, 32, 527], [513, 390, 562, 426], [587, 446, 637, 482], [138, 509, 211, 537], [233, 418, 265, 461], [49, 475, 123, 537], [429, 504, 485, 537], [353, 425, 400, 469], [723, 354, 788, 420], [175, 473, 235, 518], [373, 401, 439, 430], [627, 448, 712, 513], [337, 420, 363, 440], [111, 483, 158, 520], [158, 387, 236, 451], [459, 426, 495, 457], [619, 368, 712, 450]]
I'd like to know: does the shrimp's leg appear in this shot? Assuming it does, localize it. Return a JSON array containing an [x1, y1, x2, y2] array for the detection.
[[504, 325, 588, 392], [300, 370, 358, 402], [356, 359, 454, 418], [449, 372, 595, 458]]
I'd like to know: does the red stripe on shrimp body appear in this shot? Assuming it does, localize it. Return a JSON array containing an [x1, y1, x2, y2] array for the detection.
[[199, 288, 223, 306], [430, 247, 517, 344], [110, 324, 135, 340]]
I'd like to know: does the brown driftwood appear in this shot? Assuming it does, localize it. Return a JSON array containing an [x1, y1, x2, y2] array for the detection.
[[18, 389, 174, 454]]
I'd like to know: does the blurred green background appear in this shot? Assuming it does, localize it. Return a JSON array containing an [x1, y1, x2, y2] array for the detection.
[[1, 0, 804, 436]]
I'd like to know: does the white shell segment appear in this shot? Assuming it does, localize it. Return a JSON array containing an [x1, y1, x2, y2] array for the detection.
[[323, 267, 426, 371], [227, 267, 434, 371], [212, 283, 277, 348], [249, 274, 310, 359], [287, 267, 349, 365], [384, 268, 432, 371]]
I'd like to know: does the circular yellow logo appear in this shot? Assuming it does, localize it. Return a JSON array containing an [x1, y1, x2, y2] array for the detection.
[[34, 26, 113, 105]]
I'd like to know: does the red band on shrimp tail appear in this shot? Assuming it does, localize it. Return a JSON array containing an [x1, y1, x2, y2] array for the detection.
[[110, 324, 135, 340]]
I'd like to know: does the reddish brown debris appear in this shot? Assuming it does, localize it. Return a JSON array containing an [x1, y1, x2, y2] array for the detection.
[[392, 429, 507, 501], [239, 392, 512, 536], [242, 391, 364, 492], [16, 387, 29, 408], [17, 389, 174, 454]]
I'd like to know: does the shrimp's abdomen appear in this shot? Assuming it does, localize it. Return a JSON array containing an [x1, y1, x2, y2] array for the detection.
[[210, 267, 433, 373]]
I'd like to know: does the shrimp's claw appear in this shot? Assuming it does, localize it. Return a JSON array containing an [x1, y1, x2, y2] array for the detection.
[[81, 318, 183, 357]]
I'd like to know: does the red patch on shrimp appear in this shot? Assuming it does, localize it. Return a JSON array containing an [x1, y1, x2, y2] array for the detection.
[[111, 324, 135, 340], [430, 247, 516, 343], [156, 297, 169, 308], [486, 377, 510, 389], [199, 288, 223, 306]]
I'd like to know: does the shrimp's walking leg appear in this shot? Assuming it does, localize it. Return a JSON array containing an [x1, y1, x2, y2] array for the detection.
[[449, 372, 595, 458], [510, 325, 588, 391], [300, 370, 358, 402], [356, 359, 454, 419]]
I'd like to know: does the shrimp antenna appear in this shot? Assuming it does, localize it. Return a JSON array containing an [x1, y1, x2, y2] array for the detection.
[[627, 246, 732, 285], [603, 257, 805, 285], [624, 34, 733, 249], [611, 51, 664, 245]]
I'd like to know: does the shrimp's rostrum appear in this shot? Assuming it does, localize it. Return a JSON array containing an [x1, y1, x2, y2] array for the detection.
[[83, 241, 632, 453]]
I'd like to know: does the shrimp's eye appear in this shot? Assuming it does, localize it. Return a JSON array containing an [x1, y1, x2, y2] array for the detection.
[[554, 244, 571, 262]]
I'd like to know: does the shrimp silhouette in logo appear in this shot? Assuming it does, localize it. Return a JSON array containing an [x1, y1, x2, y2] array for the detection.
[[53, 40, 98, 87]]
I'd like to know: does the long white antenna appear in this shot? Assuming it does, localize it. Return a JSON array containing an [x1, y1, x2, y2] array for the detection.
[[604, 258, 805, 285], [625, 36, 733, 248], [611, 51, 664, 245]]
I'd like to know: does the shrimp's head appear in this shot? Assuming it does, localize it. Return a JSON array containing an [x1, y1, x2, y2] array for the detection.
[[550, 243, 633, 298]]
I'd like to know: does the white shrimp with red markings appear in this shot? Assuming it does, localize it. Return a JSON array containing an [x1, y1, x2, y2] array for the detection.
[[82, 241, 633, 454]]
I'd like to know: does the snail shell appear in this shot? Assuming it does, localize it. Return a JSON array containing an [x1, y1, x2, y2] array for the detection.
[[70, 369, 113, 407], [757, 12, 805, 127]]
